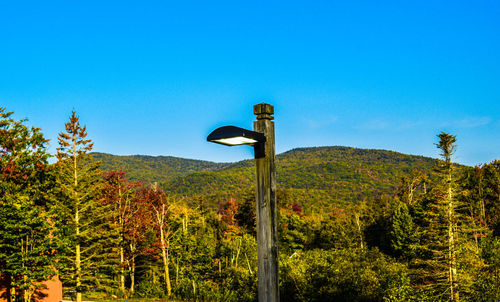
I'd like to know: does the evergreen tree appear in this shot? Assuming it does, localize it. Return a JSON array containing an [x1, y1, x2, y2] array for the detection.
[[390, 202, 418, 261], [438, 132, 460, 301], [51, 111, 109, 302], [235, 189, 256, 237], [417, 132, 482, 300], [417, 132, 460, 300], [480, 161, 500, 233]]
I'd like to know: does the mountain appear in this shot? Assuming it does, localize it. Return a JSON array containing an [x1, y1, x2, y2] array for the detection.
[[92, 152, 231, 184], [93, 146, 439, 213]]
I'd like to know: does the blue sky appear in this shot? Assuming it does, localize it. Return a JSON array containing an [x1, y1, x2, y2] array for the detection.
[[1, 1, 499, 165]]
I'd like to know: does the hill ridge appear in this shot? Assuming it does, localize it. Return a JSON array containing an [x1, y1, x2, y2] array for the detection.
[[93, 146, 439, 213]]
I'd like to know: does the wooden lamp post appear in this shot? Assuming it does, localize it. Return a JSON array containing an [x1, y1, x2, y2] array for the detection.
[[207, 103, 279, 302]]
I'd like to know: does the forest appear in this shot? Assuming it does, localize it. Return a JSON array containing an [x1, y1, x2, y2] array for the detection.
[[2, 106, 500, 302]]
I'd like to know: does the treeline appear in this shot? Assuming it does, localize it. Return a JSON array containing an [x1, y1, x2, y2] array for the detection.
[[2, 107, 500, 301], [93, 153, 230, 185], [99, 146, 439, 214], [155, 147, 440, 209]]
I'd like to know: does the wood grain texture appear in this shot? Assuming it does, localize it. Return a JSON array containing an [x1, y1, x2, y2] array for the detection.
[[254, 103, 279, 302]]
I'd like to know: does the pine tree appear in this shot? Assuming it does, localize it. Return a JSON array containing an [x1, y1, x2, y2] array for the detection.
[[417, 132, 461, 300], [51, 111, 109, 302], [438, 132, 461, 301], [390, 202, 418, 260], [417, 132, 481, 301]]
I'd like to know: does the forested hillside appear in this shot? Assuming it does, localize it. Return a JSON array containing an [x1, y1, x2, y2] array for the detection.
[[92, 152, 231, 184], [5, 107, 500, 302], [97, 146, 439, 213]]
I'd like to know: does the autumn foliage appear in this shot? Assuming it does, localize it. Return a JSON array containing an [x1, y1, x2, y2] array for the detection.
[[4, 107, 500, 301]]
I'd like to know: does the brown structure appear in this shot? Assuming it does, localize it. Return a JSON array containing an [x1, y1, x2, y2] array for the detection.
[[254, 103, 280, 302], [0, 274, 62, 302]]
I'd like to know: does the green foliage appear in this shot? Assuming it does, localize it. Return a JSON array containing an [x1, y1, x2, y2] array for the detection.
[[389, 202, 418, 260], [92, 152, 230, 185], [472, 235, 500, 301], [312, 208, 361, 250], [0, 107, 58, 300], [280, 248, 415, 302], [279, 209, 309, 254], [97, 146, 438, 213], [6, 107, 500, 302], [234, 189, 256, 237], [51, 111, 114, 300]]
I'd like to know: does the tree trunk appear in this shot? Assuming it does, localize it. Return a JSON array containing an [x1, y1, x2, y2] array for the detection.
[[446, 165, 459, 301], [175, 257, 179, 287], [118, 187, 126, 295], [75, 205, 81, 302], [120, 245, 125, 293], [73, 134, 82, 302], [235, 238, 242, 268], [245, 253, 253, 275], [355, 213, 364, 250], [10, 286, 16, 302], [160, 227, 171, 296], [23, 289, 32, 302], [76, 242, 81, 302], [76, 206, 81, 302], [130, 259, 135, 295], [22, 253, 32, 302], [128, 243, 136, 295]]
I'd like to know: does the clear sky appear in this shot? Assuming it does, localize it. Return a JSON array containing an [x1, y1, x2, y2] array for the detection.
[[1, 1, 499, 166]]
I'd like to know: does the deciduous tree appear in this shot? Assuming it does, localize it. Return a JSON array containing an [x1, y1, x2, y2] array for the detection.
[[0, 107, 57, 302], [102, 170, 143, 295]]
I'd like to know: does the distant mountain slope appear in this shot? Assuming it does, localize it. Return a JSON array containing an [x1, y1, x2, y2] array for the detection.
[[164, 147, 437, 211], [92, 152, 231, 184], [94, 147, 439, 213]]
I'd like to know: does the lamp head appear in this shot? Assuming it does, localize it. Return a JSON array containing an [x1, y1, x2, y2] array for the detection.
[[207, 125, 266, 157], [207, 126, 265, 146]]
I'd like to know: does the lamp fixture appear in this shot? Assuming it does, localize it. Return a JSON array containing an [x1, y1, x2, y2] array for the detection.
[[207, 125, 266, 157]]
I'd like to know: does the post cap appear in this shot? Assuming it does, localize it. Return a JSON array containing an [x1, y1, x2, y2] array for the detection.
[[253, 103, 274, 120]]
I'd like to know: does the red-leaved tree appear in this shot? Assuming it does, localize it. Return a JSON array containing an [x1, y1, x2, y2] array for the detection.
[[102, 170, 143, 295]]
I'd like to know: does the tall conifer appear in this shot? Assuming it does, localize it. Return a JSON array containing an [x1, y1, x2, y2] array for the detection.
[[437, 132, 460, 301], [52, 111, 108, 302], [418, 132, 481, 300]]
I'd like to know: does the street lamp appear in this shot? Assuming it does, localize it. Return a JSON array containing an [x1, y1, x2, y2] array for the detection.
[[207, 125, 266, 158], [207, 103, 279, 302]]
